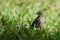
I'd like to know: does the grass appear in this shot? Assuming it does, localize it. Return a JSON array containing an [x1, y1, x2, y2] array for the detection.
[[0, 0, 60, 40]]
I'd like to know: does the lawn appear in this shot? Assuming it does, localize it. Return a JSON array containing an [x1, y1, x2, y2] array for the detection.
[[0, 0, 60, 40]]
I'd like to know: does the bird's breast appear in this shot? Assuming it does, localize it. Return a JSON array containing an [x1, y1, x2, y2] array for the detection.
[[39, 16, 46, 27]]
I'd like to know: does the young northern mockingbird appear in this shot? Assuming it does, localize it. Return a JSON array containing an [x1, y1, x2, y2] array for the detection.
[[31, 10, 46, 29]]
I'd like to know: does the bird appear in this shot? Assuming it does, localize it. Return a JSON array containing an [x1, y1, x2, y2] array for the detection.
[[31, 10, 46, 29]]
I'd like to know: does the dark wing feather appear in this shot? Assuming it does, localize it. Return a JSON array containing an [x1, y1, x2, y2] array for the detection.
[[31, 16, 40, 28]]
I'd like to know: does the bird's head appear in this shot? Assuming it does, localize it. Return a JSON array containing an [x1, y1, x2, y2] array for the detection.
[[36, 10, 43, 16]]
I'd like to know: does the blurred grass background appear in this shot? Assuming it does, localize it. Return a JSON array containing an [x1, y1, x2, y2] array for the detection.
[[0, 0, 60, 40]]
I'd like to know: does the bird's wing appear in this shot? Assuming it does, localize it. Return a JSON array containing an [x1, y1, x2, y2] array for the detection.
[[31, 17, 39, 27]]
